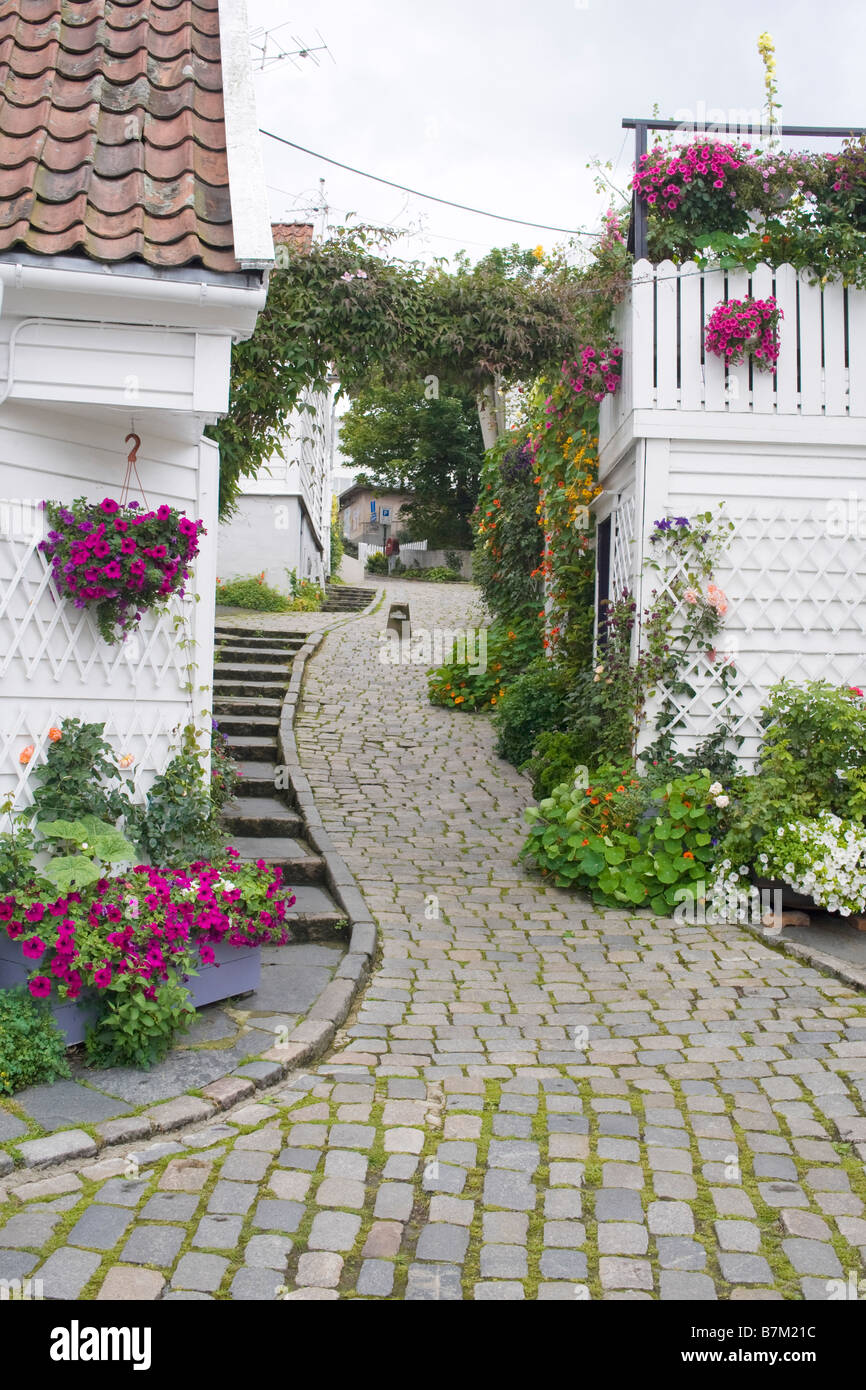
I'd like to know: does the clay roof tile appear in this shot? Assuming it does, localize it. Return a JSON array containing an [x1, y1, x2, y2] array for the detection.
[[0, 0, 240, 269]]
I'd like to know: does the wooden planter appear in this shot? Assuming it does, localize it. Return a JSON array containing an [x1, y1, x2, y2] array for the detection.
[[0, 937, 261, 1047]]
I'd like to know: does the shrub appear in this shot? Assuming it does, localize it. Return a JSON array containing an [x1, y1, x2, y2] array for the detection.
[[493, 657, 570, 768], [528, 730, 594, 800], [85, 974, 194, 1069], [209, 722, 240, 816], [286, 568, 324, 611], [366, 551, 388, 575], [0, 987, 70, 1095], [428, 622, 538, 712], [137, 749, 224, 866], [0, 800, 36, 893], [523, 768, 723, 913], [712, 812, 866, 922], [400, 566, 461, 583], [216, 574, 291, 611]]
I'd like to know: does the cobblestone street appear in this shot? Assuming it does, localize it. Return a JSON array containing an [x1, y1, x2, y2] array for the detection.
[[3, 582, 866, 1300]]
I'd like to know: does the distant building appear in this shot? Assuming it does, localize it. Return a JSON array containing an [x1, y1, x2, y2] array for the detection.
[[217, 225, 335, 590], [339, 484, 414, 544]]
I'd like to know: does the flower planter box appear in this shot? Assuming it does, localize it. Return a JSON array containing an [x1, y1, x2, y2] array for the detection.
[[753, 875, 817, 912], [183, 941, 261, 1007], [0, 935, 97, 1046], [0, 937, 261, 1048]]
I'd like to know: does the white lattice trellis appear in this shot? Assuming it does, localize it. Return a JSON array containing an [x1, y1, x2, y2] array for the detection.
[[610, 492, 637, 598], [639, 504, 866, 764], [0, 524, 208, 807]]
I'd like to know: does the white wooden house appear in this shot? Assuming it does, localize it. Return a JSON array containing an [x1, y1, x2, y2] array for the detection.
[[595, 259, 866, 767], [0, 0, 273, 812], [217, 387, 335, 590]]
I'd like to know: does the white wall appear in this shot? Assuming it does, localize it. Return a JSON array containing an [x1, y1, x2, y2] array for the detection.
[[0, 401, 217, 810], [217, 492, 326, 590], [595, 258, 866, 769]]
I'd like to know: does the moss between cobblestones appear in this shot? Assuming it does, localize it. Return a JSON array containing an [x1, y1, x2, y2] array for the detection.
[[459, 1079, 500, 1296]]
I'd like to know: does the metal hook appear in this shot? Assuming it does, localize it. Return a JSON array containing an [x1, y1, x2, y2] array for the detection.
[[125, 432, 141, 465]]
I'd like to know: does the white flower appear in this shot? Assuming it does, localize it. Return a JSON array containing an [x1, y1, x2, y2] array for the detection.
[[714, 794, 730, 808], [709, 782, 723, 796]]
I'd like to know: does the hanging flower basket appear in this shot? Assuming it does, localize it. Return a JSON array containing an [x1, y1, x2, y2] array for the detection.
[[38, 497, 205, 643], [705, 296, 783, 374]]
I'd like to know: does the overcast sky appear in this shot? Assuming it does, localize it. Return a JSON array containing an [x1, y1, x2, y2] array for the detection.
[[247, 0, 866, 269]]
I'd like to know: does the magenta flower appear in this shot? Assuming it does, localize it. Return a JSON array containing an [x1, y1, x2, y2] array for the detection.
[[28, 976, 51, 999], [22, 936, 46, 959]]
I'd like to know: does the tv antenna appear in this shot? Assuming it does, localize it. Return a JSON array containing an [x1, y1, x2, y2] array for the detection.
[[249, 23, 335, 72]]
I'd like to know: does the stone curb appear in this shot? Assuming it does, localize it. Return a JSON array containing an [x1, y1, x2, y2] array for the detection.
[[0, 600, 382, 1180], [741, 919, 866, 995]]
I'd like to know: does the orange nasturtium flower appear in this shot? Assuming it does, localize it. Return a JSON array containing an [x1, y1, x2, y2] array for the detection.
[[48, 727, 62, 742], [683, 851, 695, 859], [19, 745, 34, 764]]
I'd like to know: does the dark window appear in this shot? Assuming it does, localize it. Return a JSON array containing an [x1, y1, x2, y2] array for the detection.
[[596, 515, 612, 646]]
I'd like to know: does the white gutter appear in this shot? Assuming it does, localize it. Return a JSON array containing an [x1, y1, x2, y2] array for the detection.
[[218, 0, 275, 270], [0, 261, 267, 315]]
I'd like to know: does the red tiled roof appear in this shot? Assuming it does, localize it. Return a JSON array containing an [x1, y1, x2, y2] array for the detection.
[[271, 222, 313, 253], [0, 0, 241, 271]]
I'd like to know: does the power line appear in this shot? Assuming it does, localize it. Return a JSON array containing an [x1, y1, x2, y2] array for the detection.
[[260, 129, 602, 237]]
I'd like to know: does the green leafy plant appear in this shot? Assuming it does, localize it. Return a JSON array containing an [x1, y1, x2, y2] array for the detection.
[[216, 573, 292, 612], [365, 551, 388, 575], [428, 622, 537, 712], [399, 565, 462, 583], [493, 657, 570, 768], [29, 719, 134, 828], [84, 973, 195, 1070], [0, 798, 37, 893], [524, 767, 722, 913], [0, 986, 70, 1095], [37, 816, 137, 893], [286, 568, 324, 611], [137, 730, 225, 866]]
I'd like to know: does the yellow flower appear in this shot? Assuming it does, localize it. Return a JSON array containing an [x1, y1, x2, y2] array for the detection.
[[532, 245, 544, 260]]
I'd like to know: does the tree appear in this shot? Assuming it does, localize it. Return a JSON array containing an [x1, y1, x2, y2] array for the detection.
[[339, 379, 482, 548], [208, 226, 628, 516]]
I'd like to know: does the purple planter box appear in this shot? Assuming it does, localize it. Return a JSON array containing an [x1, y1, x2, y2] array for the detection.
[[0, 936, 261, 1048], [183, 941, 261, 1007]]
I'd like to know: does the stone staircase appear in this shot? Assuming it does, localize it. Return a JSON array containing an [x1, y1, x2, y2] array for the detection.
[[213, 624, 345, 933], [322, 582, 374, 613]]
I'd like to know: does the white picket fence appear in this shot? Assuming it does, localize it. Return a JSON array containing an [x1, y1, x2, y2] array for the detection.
[[600, 259, 865, 439], [397, 540, 427, 554], [358, 542, 383, 570]]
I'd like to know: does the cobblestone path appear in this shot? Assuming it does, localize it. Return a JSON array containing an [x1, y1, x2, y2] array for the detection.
[[3, 582, 866, 1301]]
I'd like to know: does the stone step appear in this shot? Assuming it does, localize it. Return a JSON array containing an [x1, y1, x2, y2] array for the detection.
[[215, 713, 281, 738], [213, 696, 284, 717], [223, 836, 324, 883], [223, 734, 278, 759], [213, 680, 288, 700], [215, 628, 306, 646], [232, 763, 282, 795], [213, 644, 295, 664], [283, 883, 347, 930], [222, 797, 302, 837], [214, 662, 294, 682]]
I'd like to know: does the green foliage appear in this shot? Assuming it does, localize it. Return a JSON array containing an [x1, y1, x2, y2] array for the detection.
[[209, 722, 240, 816], [717, 681, 866, 875], [528, 730, 595, 801], [0, 798, 36, 893], [29, 719, 134, 828], [329, 496, 344, 575], [365, 551, 388, 575], [37, 816, 137, 893], [137, 741, 225, 867], [523, 767, 722, 913], [396, 565, 462, 583], [0, 986, 70, 1095], [339, 379, 482, 548], [473, 435, 543, 632], [85, 975, 194, 1070], [216, 574, 292, 612], [286, 569, 324, 612], [209, 227, 613, 517], [493, 657, 570, 768], [428, 622, 539, 712]]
